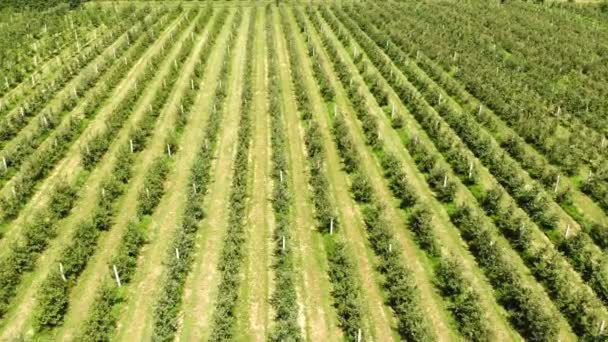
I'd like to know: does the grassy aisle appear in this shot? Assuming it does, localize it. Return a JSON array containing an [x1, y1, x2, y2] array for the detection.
[[53, 10, 218, 341], [0, 13, 192, 341], [281, 7, 399, 341], [235, 7, 273, 342], [176, 8, 248, 342], [272, 6, 340, 341]]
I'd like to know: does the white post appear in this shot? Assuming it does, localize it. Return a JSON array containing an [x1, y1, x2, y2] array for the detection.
[[282, 236, 285, 251], [175, 248, 180, 259], [357, 328, 362, 342], [554, 175, 560, 193], [438, 93, 442, 104], [556, 106, 561, 117], [391, 103, 395, 118], [4, 77, 8, 88], [95, 64, 99, 74], [102, 188, 106, 198], [334, 104, 337, 117], [59, 263, 67, 282], [389, 244, 392, 252], [478, 104, 482, 116], [191, 79, 194, 90], [167, 144, 172, 156], [468, 162, 473, 179], [42, 115, 48, 127], [443, 175, 448, 188], [600, 320, 605, 334], [2, 157, 7, 171], [20, 107, 24, 117], [602, 137, 606, 148], [146, 188, 150, 198], [280, 170, 283, 183], [330, 218, 334, 235], [130, 139, 134, 153], [31, 74, 35, 86], [113, 265, 122, 287], [73, 87, 77, 98], [192, 182, 197, 194], [180, 104, 184, 115], [565, 224, 571, 238]]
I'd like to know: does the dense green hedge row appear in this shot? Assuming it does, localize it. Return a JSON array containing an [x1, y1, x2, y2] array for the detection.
[[0, 182, 77, 319], [79, 8, 225, 342], [0, 3, 125, 112], [369, 1, 608, 225], [333, 6, 608, 339], [209, 8, 255, 340], [0, 10, 172, 222], [32, 9, 203, 332], [333, 113, 442, 341], [0, 8, 164, 191], [309, 7, 499, 341], [266, 6, 301, 341], [0, 8, 175, 322], [0, 4, 113, 101], [281, 7, 366, 340], [324, 5, 608, 340], [0, 7, 146, 146], [79, 9, 196, 170], [0, 8, 184, 221], [151, 8, 236, 341]]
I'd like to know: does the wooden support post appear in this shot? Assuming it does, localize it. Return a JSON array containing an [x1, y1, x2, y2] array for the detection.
[[59, 263, 67, 282], [113, 265, 122, 287]]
